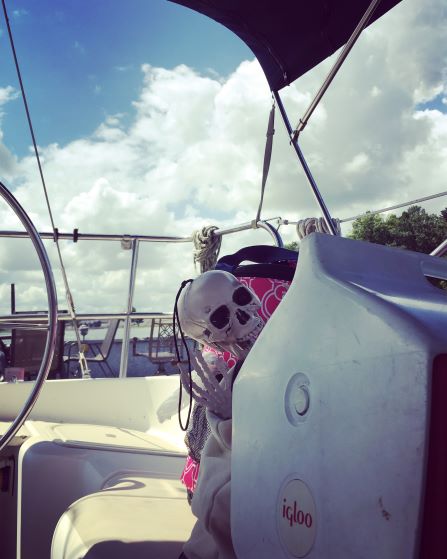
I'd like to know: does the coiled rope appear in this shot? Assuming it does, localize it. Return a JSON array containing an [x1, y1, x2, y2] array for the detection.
[[192, 225, 222, 273], [296, 217, 341, 240]]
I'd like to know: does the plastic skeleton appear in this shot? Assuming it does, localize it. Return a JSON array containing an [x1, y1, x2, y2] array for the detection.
[[177, 270, 264, 419], [156, 351, 225, 422]]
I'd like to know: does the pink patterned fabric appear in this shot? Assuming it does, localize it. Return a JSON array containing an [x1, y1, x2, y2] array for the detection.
[[238, 276, 291, 323], [181, 274, 292, 493], [180, 454, 200, 492], [202, 276, 291, 363], [201, 347, 238, 369]]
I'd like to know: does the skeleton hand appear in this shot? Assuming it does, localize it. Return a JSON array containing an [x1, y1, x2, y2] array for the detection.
[[180, 350, 233, 419]]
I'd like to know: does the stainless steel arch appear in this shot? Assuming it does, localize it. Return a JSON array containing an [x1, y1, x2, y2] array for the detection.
[[0, 181, 58, 452]]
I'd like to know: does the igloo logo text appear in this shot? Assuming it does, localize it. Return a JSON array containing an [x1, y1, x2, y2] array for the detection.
[[278, 478, 316, 557], [282, 498, 313, 528]]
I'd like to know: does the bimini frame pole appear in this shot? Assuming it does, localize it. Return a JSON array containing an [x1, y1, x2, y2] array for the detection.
[[273, 0, 383, 236], [119, 238, 140, 378], [274, 90, 338, 236], [292, 0, 382, 141]]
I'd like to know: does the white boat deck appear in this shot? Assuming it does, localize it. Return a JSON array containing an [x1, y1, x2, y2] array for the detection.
[[0, 375, 195, 559]]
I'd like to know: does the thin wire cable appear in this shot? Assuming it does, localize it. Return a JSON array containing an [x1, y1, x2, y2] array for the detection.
[[339, 190, 447, 223], [1, 0, 89, 376], [1, 0, 54, 233], [277, 190, 447, 229], [173, 280, 194, 431]]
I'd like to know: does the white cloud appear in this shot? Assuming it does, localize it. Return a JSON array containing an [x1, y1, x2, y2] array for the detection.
[[114, 65, 133, 73], [12, 9, 28, 18], [0, 86, 19, 106], [0, 0, 446, 315], [0, 87, 19, 180], [344, 153, 372, 175], [73, 41, 86, 55]]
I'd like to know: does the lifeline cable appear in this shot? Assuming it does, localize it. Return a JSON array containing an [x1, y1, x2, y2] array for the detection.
[[275, 189, 447, 232], [173, 279, 194, 431], [1, 0, 90, 377], [339, 190, 447, 223]]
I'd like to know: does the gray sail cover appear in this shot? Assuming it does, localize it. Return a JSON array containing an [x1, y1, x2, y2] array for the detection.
[[169, 0, 403, 91]]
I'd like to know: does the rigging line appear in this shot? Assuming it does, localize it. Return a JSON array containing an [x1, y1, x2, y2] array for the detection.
[[1, 0, 89, 377], [278, 189, 447, 228], [339, 190, 447, 223], [1, 0, 55, 233]]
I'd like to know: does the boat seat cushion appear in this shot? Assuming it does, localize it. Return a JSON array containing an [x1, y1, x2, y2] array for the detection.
[[51, 474, 196, 559]]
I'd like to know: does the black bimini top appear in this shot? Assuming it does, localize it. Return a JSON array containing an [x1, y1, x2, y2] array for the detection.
[[169, 0, 402, 91]]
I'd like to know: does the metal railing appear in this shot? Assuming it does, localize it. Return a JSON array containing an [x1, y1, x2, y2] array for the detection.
[[0, 219, 283, 378], [0, 182, 58, 451], [0, 219, 283, 244]]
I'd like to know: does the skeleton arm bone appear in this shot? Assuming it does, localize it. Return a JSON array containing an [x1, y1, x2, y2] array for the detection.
[[156, 350, 222, 422], [179, 350, 233, 420]]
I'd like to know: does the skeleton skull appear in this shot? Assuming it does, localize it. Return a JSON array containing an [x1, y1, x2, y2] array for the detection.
[[178, 270, 263, 358]]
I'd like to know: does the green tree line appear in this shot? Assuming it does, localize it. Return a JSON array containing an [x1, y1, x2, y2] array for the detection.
[[285, 206, 447, 254], [349, 205, 447, 254]]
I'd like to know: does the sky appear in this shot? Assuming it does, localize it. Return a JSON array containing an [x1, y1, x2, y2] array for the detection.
[[0, 0, 446, 317]]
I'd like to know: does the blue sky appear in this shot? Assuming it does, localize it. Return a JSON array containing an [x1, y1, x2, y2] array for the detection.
[[0, 0, 446, 313], [0, 0, 251, 156]]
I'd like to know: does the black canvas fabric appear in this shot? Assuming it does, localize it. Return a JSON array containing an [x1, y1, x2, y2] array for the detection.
[[215, 244, 298, 281], [169, 0, 402, 91]]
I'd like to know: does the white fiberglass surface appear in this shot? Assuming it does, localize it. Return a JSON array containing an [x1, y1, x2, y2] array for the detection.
[[232, 234, 447, 558], [51, 476, 195, 559], [0, 421, 30, 438], [0, 375, 187, 451]]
